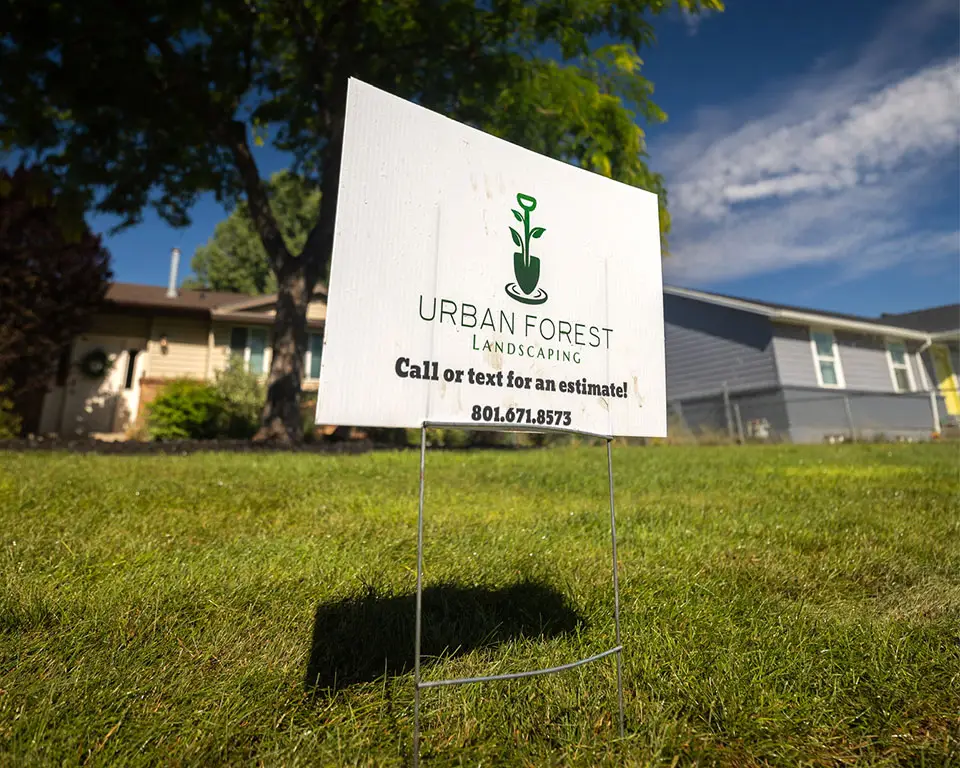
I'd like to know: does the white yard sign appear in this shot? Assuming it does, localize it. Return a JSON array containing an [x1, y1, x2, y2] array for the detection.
[[316, 79, 666, 437]]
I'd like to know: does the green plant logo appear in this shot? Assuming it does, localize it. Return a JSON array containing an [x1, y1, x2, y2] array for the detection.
[[505, 193, 548, 305]]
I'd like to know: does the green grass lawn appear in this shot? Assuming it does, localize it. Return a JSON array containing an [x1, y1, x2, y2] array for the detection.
[[1, 444, 958, 766]]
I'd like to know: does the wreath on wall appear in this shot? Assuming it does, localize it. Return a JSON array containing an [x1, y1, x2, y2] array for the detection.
[[78, 348, 111, 379]]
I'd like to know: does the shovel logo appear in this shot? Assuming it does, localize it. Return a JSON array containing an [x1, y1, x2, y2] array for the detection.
[[505, 193, 548, 305]]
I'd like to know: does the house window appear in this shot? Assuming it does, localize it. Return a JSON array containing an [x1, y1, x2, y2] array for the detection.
[[229, 327, 269, 375], [305, 333, 324, 380], [810, 329, 845, 388], [886, 340, 914, 393]]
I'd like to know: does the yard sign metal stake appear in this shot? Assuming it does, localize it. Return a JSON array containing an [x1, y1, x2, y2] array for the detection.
[[412, 421, 626, 767]]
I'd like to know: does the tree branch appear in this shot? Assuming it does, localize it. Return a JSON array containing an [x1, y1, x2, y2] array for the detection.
[[227, 121, 291, 274]]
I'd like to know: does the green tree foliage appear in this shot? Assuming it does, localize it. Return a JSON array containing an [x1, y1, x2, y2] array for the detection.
[[185, 171, 321, 294], [0, 0, 723, 442], [0, 166, 111, 434]]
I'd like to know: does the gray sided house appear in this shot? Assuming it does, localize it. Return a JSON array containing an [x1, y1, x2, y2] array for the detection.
[[663, 287, 960, 443]]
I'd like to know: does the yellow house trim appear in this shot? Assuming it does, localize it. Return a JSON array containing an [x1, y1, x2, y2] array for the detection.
[[931, 344, 960, 415]]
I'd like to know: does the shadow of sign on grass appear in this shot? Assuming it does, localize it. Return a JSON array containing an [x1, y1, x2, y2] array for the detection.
[[305, 581, 585, 692]]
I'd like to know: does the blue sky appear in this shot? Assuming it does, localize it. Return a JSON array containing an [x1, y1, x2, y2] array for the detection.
[[97, 0, 959, 318]]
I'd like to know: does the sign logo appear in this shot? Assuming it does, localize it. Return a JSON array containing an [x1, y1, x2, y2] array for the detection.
[[505, 193, 548, 305]]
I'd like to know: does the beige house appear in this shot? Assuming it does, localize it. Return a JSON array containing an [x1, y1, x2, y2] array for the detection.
[[38, 282, 327, 436]]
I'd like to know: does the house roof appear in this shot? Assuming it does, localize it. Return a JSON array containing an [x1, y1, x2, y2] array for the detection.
[[106, 283, 250, 312], [104, 282, 327, 327], [663, 285, 936, 342], [214, 284, 329, 314], [878, 304, 960, 333], [667, 286, 883, 325]]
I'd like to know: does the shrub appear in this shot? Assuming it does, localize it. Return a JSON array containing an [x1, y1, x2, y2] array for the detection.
[[213, 356, 265, 439], [0, 380, 21, 438], [401, 427, 477, 448], [470, 430, 519, 448], [147, 379, 224, 440], [365, 427, 408, 446], [525, 431, 574, 448]]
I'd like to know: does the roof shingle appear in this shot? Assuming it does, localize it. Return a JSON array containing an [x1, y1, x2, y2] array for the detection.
[[879, 304, 960, 332], [106, 283, 250, 311]]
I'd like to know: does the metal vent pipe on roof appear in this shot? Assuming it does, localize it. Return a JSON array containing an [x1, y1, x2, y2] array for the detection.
[[166, 247, 180, 298]]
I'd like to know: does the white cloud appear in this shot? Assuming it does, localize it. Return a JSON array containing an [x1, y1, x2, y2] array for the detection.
[[656, 0, 960, 286], [680, 10, 703, 37], [672, 4, 720, 37]]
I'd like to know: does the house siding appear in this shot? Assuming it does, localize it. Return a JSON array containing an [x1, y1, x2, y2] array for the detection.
[[146, 316, 211, 380], [663, 294, 778, 399], [773, 323, 926, 394], [834, 331, 893, 391], [783, 388, 939, 442], [87, 313, 151, 339], [771, 324, 818, 388]]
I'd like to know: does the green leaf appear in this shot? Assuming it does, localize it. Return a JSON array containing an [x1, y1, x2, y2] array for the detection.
[[530, 227, 545, 239], [186, 171, 317, 294], [591, 152, 612, 178], [512, 209, 523, 222], [510, 227, 523, 247]]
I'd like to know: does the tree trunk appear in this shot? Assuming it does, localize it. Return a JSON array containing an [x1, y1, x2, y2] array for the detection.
[[254, 264, 310, 443], [295, 103, 349, 441]]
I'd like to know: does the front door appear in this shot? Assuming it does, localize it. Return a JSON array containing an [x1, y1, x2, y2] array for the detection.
[[60, 336, 136, 435], [931, 344, 960, 416]]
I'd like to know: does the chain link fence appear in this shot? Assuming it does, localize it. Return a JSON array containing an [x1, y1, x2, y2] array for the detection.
[[666, 386, 952, 445]]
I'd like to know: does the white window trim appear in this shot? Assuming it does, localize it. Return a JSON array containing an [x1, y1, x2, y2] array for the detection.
[[884, 339, 916, 393], [809, 328, 846, 388], [304, 332, 323, 381], [231, 326, 271, 375], [916, 350, 932, 391]]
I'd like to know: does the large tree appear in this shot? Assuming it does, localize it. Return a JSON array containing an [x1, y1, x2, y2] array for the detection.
[[0, 0, 723, 442], [185, 171, 321, 294], [0, 166, 112, 433]]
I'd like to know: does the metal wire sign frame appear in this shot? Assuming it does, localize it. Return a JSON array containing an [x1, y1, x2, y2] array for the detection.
[[411, 422, 625, 766], [315, 78, 667, 765]]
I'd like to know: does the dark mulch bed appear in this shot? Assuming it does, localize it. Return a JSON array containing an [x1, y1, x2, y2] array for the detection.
[[0, 437, 381, 455]]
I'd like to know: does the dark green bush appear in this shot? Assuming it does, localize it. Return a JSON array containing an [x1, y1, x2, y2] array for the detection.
[[397, 428, 522, 448], [0, 381, 21, 439], [147, 379, 225, 440], [146, 362, 272, 441]]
